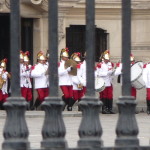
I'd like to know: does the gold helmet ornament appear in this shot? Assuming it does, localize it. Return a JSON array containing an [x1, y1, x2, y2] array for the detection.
[[37, 51, 46, 61], [130, 53, 135, 62], [0, 58, 7, 69], [71, 52, 81, 62], [60, 48, 69, 57], [24, 51, 30, 62], [103, 50, 110, 60], [20, 50, 24, 59]]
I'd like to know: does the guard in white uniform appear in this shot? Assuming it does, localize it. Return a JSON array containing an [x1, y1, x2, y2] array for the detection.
[[77, 52, 86, 96], [95, 50, 115, 114], [70, 53, 84, 110], [20, 51, 33, 110], [31, 51, 49, 109], [58, 48, 73, 111], [0, 58, 11, 109]]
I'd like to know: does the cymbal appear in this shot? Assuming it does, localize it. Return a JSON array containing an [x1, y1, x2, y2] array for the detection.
[[65, 59, 77, 76]]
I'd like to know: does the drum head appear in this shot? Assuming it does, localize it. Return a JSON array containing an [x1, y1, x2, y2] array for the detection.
[[95, 77, 105, 92], [131, 61, 143, 81]]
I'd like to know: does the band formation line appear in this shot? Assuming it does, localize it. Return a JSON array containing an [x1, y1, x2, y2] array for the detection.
[[0, 49, 149, 114]]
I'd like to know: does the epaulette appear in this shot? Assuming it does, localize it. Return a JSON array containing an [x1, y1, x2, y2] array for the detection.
[[116, 62, 121, 67], [143, 63, 147, 68], [76, 62, 82, 69], [31, 64, 36, 70], [96, 62, 102, 68]]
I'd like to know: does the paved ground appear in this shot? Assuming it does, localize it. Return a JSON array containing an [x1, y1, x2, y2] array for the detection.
[[0, 110, 150, 149]]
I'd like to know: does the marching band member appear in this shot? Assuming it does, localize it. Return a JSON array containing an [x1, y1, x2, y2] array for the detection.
[[0, 58, 11, 109], [95, 50, 115, 114], [77, 52, 87, 97], [143, 62, 150, 114], [58, 48, 73, 111], [20, 51, 33, 110], [31, 51, 49, 110], [114, 54, 137, 98], [70, 52, 83, 110]]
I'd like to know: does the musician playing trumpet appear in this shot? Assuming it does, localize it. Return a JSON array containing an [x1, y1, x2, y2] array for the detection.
[[0, 58, 11, 110], [95, 50, 115, 114]]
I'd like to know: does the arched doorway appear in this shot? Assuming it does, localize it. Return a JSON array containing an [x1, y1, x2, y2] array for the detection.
[[66, 25, 109, 62]]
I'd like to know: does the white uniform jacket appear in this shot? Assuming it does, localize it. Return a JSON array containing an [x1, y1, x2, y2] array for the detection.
[[20, 64, 32, 88], [71, 75, 82, 90], [0, 68, 9, 94], [58, 60, 72, 86], [77, 60, 86, 87], [31, 63, 49, 89], [95, 61, 114, 87], [114, 62, 122, 76], [143, 63, 150, 88]]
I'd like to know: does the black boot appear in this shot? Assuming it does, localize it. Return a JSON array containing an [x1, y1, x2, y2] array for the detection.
[[146, 100, 150, 115], [62, 95, 69, 111], [101, 99, 109, 114], [108, 99, 115, 114], [29, 100, 34, 110], [67, 98, 76, 111], [34, 99, 42, 110]]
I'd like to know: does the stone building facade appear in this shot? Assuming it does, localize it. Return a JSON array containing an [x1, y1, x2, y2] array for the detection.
[[0, 0, 150, 110]]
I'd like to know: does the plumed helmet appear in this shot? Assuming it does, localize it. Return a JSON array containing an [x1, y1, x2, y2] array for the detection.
[[102, 50, 110, 60], [20, 50, 24, 59], [130, 53, 135, 62], [24, 51, 30, 62], [0, 58, 7, 69], [37, 51, 46, 61], [60, 48, 69, 57], [71, 52, 81, 62]]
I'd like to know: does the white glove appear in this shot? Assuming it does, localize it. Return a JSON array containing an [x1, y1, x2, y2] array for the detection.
[[66, 66, 72, 72]]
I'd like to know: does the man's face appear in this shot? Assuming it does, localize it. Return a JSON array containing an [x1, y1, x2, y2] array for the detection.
[[39, 60, 45, 64], [104, 59, 109, 63], [62, 56, 69, 61], [20, 59, 24, 63]]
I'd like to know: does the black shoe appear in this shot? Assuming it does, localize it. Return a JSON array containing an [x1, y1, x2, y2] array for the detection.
[[67, 106, 72, 111], [102, 109, 109, 114], [109, 109, 115, 114]]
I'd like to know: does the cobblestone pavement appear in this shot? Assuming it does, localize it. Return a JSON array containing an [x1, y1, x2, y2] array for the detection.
[[0, 111, 150, 149]]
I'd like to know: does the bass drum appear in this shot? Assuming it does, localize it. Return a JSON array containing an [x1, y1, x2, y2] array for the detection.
[[131, 61, 145, 90], [95, 77, 105, 92]]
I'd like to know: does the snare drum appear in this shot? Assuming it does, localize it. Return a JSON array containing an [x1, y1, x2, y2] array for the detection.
[[131, 61, 145, 90], [95, 77, 105, 92]]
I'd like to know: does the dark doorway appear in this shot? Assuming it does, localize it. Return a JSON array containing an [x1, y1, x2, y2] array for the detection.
[[0, 14, 34, 70], [66, 25, 109, 62], [21, 18, 33, 64], [0, 13, 10, 71]]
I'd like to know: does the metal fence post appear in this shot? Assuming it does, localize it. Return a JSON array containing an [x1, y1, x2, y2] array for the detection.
[[115, 0, 139, 147], [2, 0, 29, 150], [78, 0, 103, 149], [41, 0, 67, 149]]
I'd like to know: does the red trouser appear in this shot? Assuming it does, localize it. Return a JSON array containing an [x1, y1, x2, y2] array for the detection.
[[36, 88, 49, 102], [0, 90, 8, 102], [99, 86, 113, 100], [60, 86, 73, 99], [131, 87, 136, 98], [146, 88, 150, 101], [73, 90, 83, 101], [21, 87, 32, 101]]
